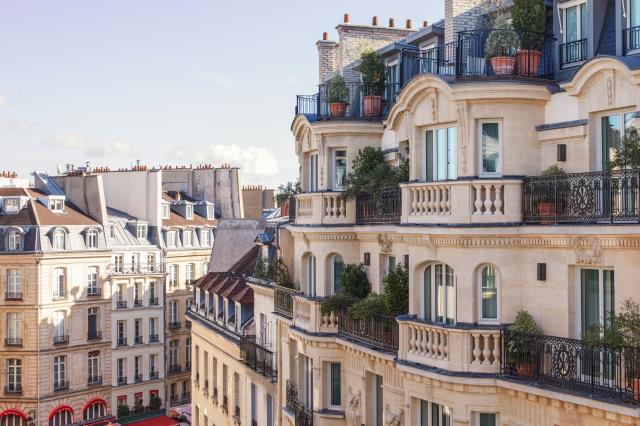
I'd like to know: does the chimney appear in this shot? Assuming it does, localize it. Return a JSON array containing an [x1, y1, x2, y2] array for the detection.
[[317, 28, 338, 84], [343, 13, 350, 24], [372, 16, 378, 26], [444, 0, 484, 43], [389, 18, 395, 27], [423, 20, 429, 28], [405, 19, 412, 29], [322, 32, 328, 40]]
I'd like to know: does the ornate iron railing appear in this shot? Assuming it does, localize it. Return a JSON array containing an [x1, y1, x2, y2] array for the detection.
[[239, 335, 277, 382], [400, 41, 459, 79], [338, 310, 399, 352], [560, 38, 588, 66], [624, 25, 640, 54], [356, 186, 401, 224], [502, 330, 640, 404], [286, 380, 313, 426], [275, 286, 296, 318], [523, 169, 640, 224]]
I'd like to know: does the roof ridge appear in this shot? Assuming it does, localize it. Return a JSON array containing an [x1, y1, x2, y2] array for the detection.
[[28, 198, 41, 225]]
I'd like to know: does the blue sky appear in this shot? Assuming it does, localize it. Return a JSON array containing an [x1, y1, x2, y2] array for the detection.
[[0, 1, 443, 188]]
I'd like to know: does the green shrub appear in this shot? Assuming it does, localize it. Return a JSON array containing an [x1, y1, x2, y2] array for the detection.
[[149, 394, 162, 410], [340, 263, 371, 300], [117, 405, 131, 418], [512, 0, 545, 50], [485, 16, 519, 59], [321, 293, 357, 315], [341, 147, 407, 200], [327, 75, 349, 104], [541, 164, 566, 177], [509, 310, 540, 334], [609, 126, 640, 170], [348, 293, 388, 321], [359, 49, 385, 96], [382, 264, 409, 317]]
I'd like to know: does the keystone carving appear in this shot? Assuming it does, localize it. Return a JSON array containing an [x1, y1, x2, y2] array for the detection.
[[385, 404, 405, 426], [573, 237, 603, 265], [377, 233, 393, 253]]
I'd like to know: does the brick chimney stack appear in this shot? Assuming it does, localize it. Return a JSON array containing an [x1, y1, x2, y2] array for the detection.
[[445, 0, 484, 43], [317, 31, 338, 84]]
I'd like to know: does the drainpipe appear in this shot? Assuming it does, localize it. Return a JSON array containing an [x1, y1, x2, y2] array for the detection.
[[36, 257, 41, 426]]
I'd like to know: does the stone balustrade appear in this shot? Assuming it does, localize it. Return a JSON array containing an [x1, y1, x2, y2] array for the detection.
[[292, 295, 339, 334], [398, 317, 501, 374], [401, 179, 522, 224], [294, 192, 355, 225]]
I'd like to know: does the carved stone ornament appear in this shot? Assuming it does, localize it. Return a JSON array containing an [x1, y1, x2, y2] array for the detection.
[[347, 386, 362, 426], [384, 404, 405, 426], [573, 237, 603, 265], [377, 233, 393, 254], [456, 101, 468, 173], [302, 233, 310, 249], [605, 71, 615, 107]]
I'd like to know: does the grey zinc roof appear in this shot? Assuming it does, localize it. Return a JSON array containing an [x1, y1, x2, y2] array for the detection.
[[107, 207, 155, 247], [208, 218, 266, 273]]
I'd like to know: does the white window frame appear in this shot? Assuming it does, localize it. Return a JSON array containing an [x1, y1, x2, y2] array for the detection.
[[136, 224, 148, 239], [169, 265, 178, 287], [49, 198, 65, 213], [183, 230, 192, 247], [597, 110, 636, 171], [162, 204, 170, 219], [87, 266, 99, 293], [7, 312, 23, 341], [422, 263, 456, 324], [52, 230, 66, 250], [3, 198, 20, 214], [308, 153, 319, 192], [325, 362, 341, 409], [559, 0, 588, 43], [53, 355, 66, 383], [330, 254, 344, 295], [185, 205, 194, 219], [306, 254, 316, 297], [575, 267, 615, 339], [7, 229, 21, 251], [477, 120, 502, 178], [167, 230, 177, 247], [425, 126, 457, 182], [53, 310, 65, 339], [201, 229, 210, 246], [53, 268, 66, 298], [186, 263, 195, 284], [86, 229, 98, 249], [7, 358, 22, 391], [88, 352, 100, 378], [7, 269, 23, 295], [170, 301, 178, 323], [472, 412, 498, 426], [332, 149, 348, 191], [477, 264, 500, 324]]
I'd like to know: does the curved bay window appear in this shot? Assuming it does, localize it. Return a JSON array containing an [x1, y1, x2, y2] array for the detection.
[[422, 263, 456, 324], [331, 255, 344, 295], [479, 265, 499, 323]]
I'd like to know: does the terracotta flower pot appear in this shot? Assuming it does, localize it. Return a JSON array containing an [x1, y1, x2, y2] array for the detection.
[[363, 95, 382, 117], [516, 50, 542, 77], [516, 361, 535, 378], [634, 377, 640, 401], [491, 56, 516, 76], [537, 202, 555, 224], [329, 102, 348, 118]]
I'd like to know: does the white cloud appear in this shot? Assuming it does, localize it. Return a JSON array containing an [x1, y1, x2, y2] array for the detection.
[[44, 132, 131, 157], [167, 143, 280, 176]]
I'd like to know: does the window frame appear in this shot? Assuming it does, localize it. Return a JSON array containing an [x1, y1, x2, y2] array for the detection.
[[53, 268, 66, 299], [425, 126, 457, 182], [477, 264, 500, 324], [332, 149, 348, 191], [7, 229, 22, 251], [477, 120, 502, 178], [422, 263, 456, 324], [52, 229, 66, 250], [559, 0, 588, 44]]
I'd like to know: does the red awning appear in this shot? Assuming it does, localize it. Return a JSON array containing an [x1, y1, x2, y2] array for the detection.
[[124, 416, 179, 426]]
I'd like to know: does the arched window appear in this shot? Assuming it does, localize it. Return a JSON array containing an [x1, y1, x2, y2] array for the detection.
[[86, 229, 98, 249], [48, 406, 73, 426], [479, 265, 499, 322], [331, 255, 344, 295], [305, 254, 316, 297], [7, 230, 21, 251], [422, 263, 456, 324], [83, 399, 106, 420], [0, 411, 27, 426], [52, 230, 66, 250]]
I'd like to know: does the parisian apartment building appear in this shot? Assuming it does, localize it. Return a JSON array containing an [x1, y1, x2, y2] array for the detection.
[[188, 1, 640, 426], [0, 164, 243, 426]]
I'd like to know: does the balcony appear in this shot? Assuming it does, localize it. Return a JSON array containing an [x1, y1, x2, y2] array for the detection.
[[523, 169, 640, 224], [294, 192, 355, 225], [338, 311, 399, 352], [168, 321, 181, 330], [239, 335, 277, 382], [53, 334, 69, 345], [296, 82, 395, 122], [400, 179, 523, 225], [149, 297, 159, 306], [134, 299, 143, 307], [397, 317, 501, 374], [285, 381, 313, 426], [149, 334, 159, 343], [356, 186, 401, 225], [108, 263, 166, 275], [5, 292, 23, 301], [624, 25, 640, 54], [87, 331, 102, 341], [186, 307, 242, 343], [134, 335, 143, 345], [167, 364, 182, 375], [501, 330, 640, 405], [293, 296, 339, 334], [117, 376, 127, 386], [116, 300, 128, 309], [560, 38, 588, 67], [87, 287, 101, 297], [170, 393, 191, 407], [117, 337, 128, 347], [4, 384, 22, 395], [88, 375, 102, 386], [5, 337, 23, 347], [274, 286, 297, 318], [53, 380, 69, 391], [134, 373, 143, 383]]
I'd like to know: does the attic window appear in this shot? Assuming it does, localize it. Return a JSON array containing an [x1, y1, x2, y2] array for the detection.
[[108, 224, 115, 238], [137, 224, 148, 239], [3, 198, 20, 214], [162, 204, 170, 220], [185, 205, 193, 220], [206, 205, 214, 219], [49, 198, 64, 213]]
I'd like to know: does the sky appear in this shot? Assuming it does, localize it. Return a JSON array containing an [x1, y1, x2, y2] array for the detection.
[[0, 1, 444, 189]]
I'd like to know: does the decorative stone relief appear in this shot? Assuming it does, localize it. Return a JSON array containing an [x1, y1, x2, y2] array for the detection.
[[456, 101, 468, 175], [384, 404, 404, 426], [302, 233, 310, 250], [573, 237, 603, 265], [428, 92, 437, 123], [347, 386, 362, 426], [605, 71, 615, 107], [377, 233, 393, 254], [317, 135, 325, 187]]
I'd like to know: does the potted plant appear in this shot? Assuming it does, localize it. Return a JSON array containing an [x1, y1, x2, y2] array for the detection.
[[609, 126, 640, 170], [359, 49, 386, 117], [327, 75, 349, 118], [507, 310, 540, 377], [512, 0, 546, 76], [537, 164, 567, 221], [485, 16, 519, 76]]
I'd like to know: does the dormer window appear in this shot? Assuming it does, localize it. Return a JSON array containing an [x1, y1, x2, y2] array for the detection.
[[136, 224, 148, 239], [86, 229, 98, 249], [201, 229, 210, 247], [166, 230, 177, 247], [108, 224, 115, 238], [49, 198, 64, 213], [206, 205, 214, 219], [3, 198, 20, 214], [183, 230, 192, 247], [7, 230, 22, 251], [186, 205, 193, 220], [52, 230, 66, 250], [162, 204, 170, 220]]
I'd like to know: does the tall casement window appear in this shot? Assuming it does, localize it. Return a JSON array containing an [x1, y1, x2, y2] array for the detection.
[[169, 264, 178, 287], [166, 230, 177, 247], [626, 0, 640, 51], [87, 307, 99, 339], [302, 355, 313, 410], [331, 255, 344, 295], [478, 121, 501, 177], [53, 310, 66, 342], [332, 149, 347, 190], [53, 268, 66, 298], [117, 320, 126, 346], [559, 1, 588, 65], [201, 229, 210, 247], [169, 340, 179, 366], [7, 312, 23, 345], [6, 358, 22, 392], [327, 362, 341, 408], [117, 358, 126, 382], [52, 229, 66, 250], [114, 254, 124, 273], [87, 266, 99, 295], [183, 230, 192, 247], [86, 229, 98, 249], [478, 265, 499, 323], [53, 355, 66, 388], [306, 254, 317, 297], [149, 354, 157, 375], [147, 253, 156, 271], [185, 263, 195, 285], [2, 414, 27, 426], [6, 269, 23, 299], [579, 268, 614, 338], [425, 127, 457, 181], [186, 337, 192, 369], [308, 153, 319, 192], [7, 229, 21, 251], [423, 263, 456, 324], [170, 300, 178, 323], [417, 399, 453, 426], [601, 112, 635, 170], [88, 351, 100, 383]]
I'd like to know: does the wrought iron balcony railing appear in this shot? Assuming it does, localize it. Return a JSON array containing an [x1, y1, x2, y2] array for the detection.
[[116, 300, 127, 309], [5, 337, 23, 347], [88, 375, 102, 385], [87, 331, 102, 341], [502, 330, 640, 405], [275, 286, 296, 318], [624, 25, 640, 54], [54, 380, 69, 391], [168, 321, 181, 330], [523, 169, 640, 224], [87, 287, 101, 296], [117, 338, 128, 347], [149, 297, 159, 306], [560, 38, 588, 67], [150, 371, 159, 380], [134, 299, 143, 307], [134, 374, 143, 383], [286, 380, 313, 426], [167, 364, 182, 375], [356, 186, 401, 224], [117, 376, 127, 386], [134, 335, 143, 345], [338, 310, 399, 353], [53, 334, 69, 345], [5, 292, 23, 301], [149, 334, 159, 343], [240, 335, 277, 381], [4, 384, 22, 395], [108, 263, 166, 275]]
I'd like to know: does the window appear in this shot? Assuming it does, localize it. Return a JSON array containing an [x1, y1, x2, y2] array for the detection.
[[6, 359, 22, 392], [149, 281, 156, 303], [117, 358, 126, 382], [332, 149, 347, 190], [186, 205, 194, 219], [53, 311, 65, 340], [87, 267, 98, 294], [52, 230, 66, 250], [206, 205, 214, 219], [234, 372, 240, 412], [7, 313, 22, 344], [328, 362, 341, 407], [117, 284, 125, 302], [306, 254, 316, 297], [579, 268, 614, 337], [425, 127, 457, 181], [308, 153, 319, 192], [186, 263, 195, 284], [560, 1, 588, 64], [479, 121, 501, 177], [134, 282, 141, 303], [169, 340, 178, 366], [626, 0, 640, 51], [423, 263, 456, 324], [6, 269, 23, 298], [331, 255, 344, 295], [601, 112, 635, 170], [7, 230, 21, 251], [149, 317, 157, 339], [267, 394, 274, 426], [134, 318, 142, 341], [150, 354, 157, 374], [88, 351, 100, 382], [117, 320, 126, 345], [162, 204, 170, 219], [201, 229, 210, 246], [147, 253, 156, 271], [166, 230, 177, 247], [183, 230, 192, 247], [114, 254, 124, 273], [476, 413, 497, 426], [49, 408, 72, 426], [53, 355, 66, 386], [170, 300, 178, 323], [418, 400, 452, 426], [3, 198, 20, 214], [83, 400, 105, 420], [1, 414, 27, 426], [169, 264, 178, 287], [53, 268, 66, 298], [86, 229, 98, 249], [87, 307, 99, 339], [136, 224, 147, 239], [108, 224, 115, 238], [479, 265, 499, 322], [202, 262, 208, 276], [49, 198, 65, 212], [134, 355, 142, 378], [186, 337, 192, 369]]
